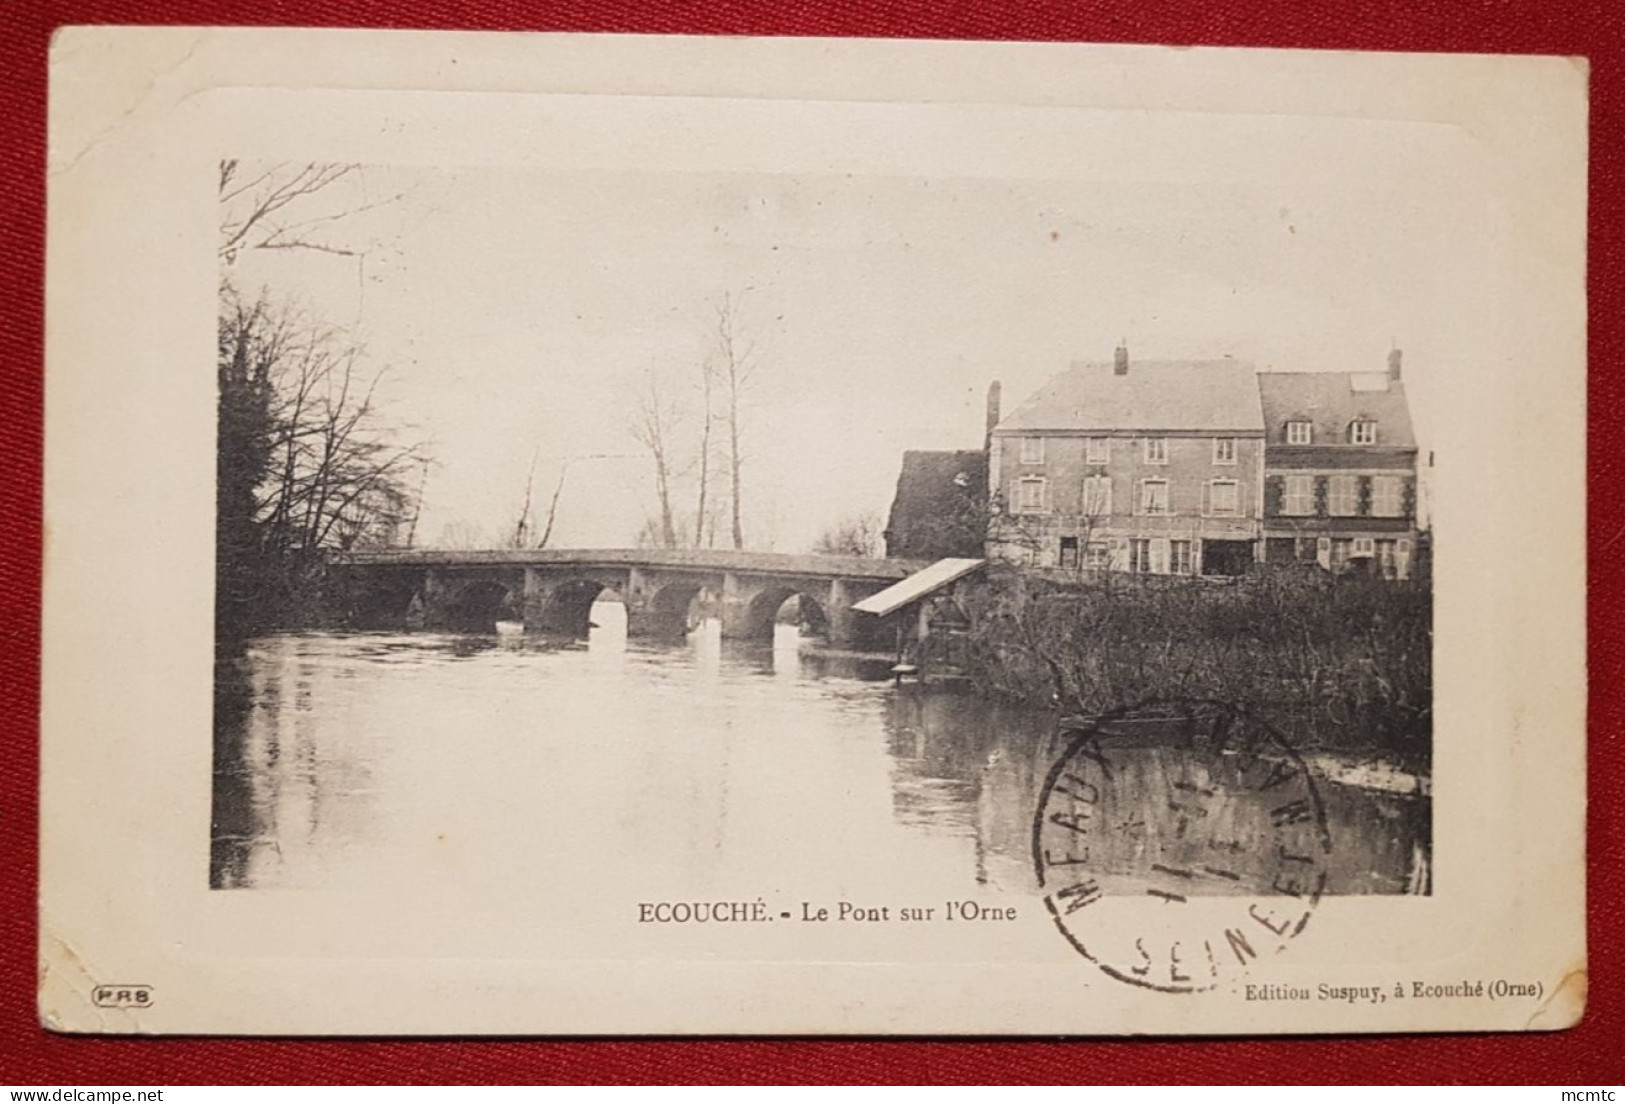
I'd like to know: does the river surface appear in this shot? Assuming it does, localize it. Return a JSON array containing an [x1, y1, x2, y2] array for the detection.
[[211, 603, 1430, 899]]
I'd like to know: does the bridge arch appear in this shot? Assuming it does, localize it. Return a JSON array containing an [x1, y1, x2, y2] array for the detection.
[[344, 569, 422, 629], [535, 575, 626, 638], [741, 585, 830, 641], [638, 580, 719, 637], [443, 579, 520, 632]]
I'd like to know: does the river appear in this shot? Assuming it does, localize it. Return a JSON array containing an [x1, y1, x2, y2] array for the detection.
[[211, 602, 1430, 900]]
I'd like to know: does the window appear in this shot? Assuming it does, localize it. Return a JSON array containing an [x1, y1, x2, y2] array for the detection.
[[1371, 476, 1404, 517], [1213, 438, 1237, 465], [1170, 539, 1193, 575], [1330, 538, 1354, 571], [1148, 538, 1171, 575], [1016, 476, 1047, 514], [1130, 538, 1152, 574], [1286, 421, 1313, 445], [1084, 541, 1110, 569], [1086, 437, 1110, 464], [1059, 536, 1079, 570], [1138, 478, 1170, 515], [1282, 475, 1314, 516], [1082, 474, 1113, 517], [1352, 537, 1375, 557], [1328, 475, 1358, 517], [1350, 421, 1378, 445], [1376, 539, 1399, 579], [1143, 437, 1168, 464], [1208, 480, 1241, 517], [1020, 437, 1045, 464]]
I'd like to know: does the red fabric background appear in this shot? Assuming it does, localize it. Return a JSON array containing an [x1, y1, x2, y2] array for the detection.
[[0, 0, 1618, 1085]]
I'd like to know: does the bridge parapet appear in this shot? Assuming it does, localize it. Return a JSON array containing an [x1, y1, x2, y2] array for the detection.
[[328, 547, 923, 581]]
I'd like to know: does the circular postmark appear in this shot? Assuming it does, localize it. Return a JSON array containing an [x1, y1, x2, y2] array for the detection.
[[1031, 701, 1333, 993]]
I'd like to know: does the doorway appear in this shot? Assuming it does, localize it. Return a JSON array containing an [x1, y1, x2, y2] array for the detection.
[[1200, 540, 1254, 576]]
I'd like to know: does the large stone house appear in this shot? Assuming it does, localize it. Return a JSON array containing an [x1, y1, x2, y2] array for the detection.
[[1256, 351, 1420, 578], [987, 348, 1267, 575], [983, 345, 1424, 578]]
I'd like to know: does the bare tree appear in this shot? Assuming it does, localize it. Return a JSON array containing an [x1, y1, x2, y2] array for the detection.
[[812, 511, 883, 557], [511, 446, 541, 549], [216, 160, 421, 635], [403, 457, 431, 548], [219, 161, 405, 266], [693, 353, 717, 548], [536, 463, 570, 550], [241, 295, 427, 559], [217, 287, 427, 628], [435, 519, 492, 550], [628, 367, 685, 549], [713, 293, 760, 550]]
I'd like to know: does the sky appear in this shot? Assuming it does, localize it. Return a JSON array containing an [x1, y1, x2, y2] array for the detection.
[[225, 139, 1465, 552]]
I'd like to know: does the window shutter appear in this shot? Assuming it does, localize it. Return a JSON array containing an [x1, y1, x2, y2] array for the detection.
[[1315, 536, 1332, 569], [1109, 538, 1129, 572]]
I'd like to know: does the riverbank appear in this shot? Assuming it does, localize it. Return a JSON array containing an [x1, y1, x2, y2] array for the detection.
[[952, 565, 1432, 769]]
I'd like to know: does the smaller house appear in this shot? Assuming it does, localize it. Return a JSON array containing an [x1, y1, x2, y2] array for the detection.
[[882, 382, 1000, 561], [1257, 350, 1421, 578], [883, 450, 988, 560]]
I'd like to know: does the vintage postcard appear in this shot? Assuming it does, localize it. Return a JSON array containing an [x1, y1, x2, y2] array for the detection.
[[40, 28, 1586, 1034]]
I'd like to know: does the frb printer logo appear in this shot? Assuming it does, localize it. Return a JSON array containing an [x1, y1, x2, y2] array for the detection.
[[92, 984, 153, 1008]]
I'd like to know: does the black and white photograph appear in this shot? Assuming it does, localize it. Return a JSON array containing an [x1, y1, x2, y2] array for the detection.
[[210, 157, 1434, 925], [41, 29, 1585, 1035]]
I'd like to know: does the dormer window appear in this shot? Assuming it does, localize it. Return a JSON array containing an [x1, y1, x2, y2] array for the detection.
[[1286, 421, 1313, 445], [1350, 420, 1378, 445]]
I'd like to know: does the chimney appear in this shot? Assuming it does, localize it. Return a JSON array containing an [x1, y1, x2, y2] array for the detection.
[[984, 380, 1002, 449], [1388, 346, 1403, 382], [1114, 343, 1129, 376]]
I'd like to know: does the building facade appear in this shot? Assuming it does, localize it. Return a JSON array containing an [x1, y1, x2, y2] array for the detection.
[[987, 349, 1267, 575], [1256, 351, 1421, 578]]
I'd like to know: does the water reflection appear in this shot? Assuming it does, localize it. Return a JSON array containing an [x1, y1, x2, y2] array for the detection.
[[212, 601, 1429, 896]]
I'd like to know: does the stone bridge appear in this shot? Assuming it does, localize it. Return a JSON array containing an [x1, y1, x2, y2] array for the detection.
[[325, 548, 924, 646]]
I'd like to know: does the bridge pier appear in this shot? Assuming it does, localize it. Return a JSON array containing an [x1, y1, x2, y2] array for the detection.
[[718, 573, 751, 640], [827, 578, 854, 646], [420, 567, 450, 630], [622, 566, 693, 639]]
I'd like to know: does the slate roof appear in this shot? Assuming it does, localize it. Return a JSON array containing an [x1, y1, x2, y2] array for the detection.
[[1256, 372, 1417, 448], [994, 360, 1264, 434]]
